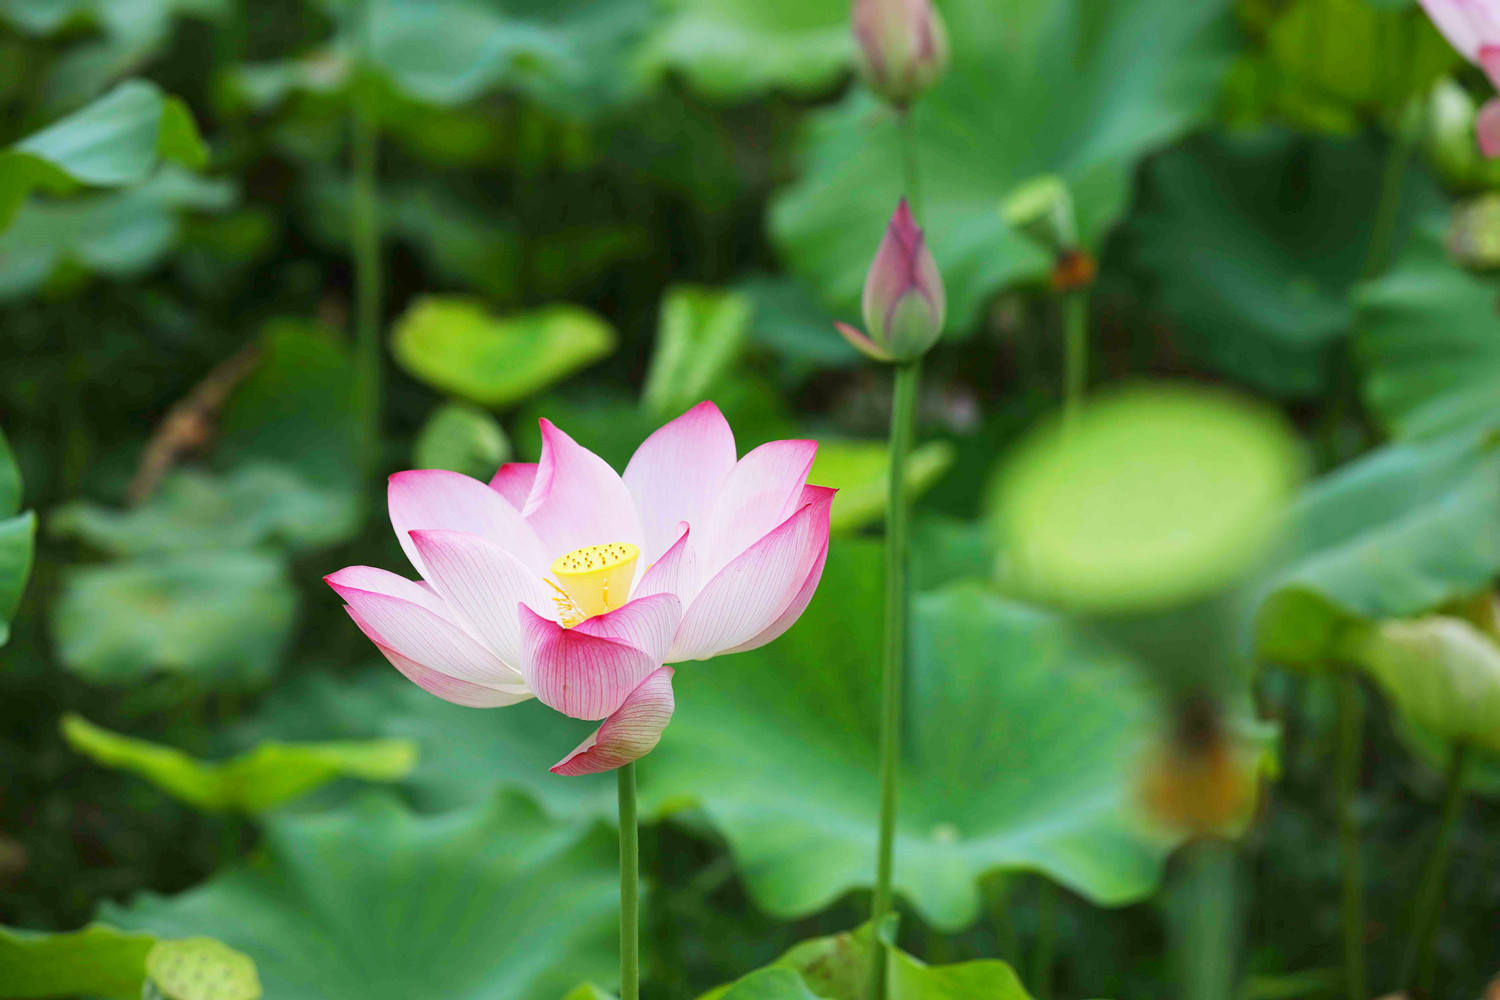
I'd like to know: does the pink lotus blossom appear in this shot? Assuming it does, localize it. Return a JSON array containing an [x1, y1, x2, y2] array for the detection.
[[836, 198, 946, 363], [327, 402, 834, 775], [1419, 0, 1500, 155], [850, 0, 949, 107]]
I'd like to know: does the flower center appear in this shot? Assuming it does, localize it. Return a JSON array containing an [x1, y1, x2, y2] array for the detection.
[[547, 542, 640, 626]]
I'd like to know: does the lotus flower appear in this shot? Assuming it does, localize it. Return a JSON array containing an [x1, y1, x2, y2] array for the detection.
[[1418, 0, 1500, 156], [327, 402, 834, 775], [835, 198, 946, 363], [851, 0, 949, 107]]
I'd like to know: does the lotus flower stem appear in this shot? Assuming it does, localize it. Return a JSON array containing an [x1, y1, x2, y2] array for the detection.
[[1399, 740, 1473, 993], [1177, 838, 1237, 1000], [1333, 672, 1366, 1000], [619, 760, 640, 1000], [351, 0, 382, 475], [898, 109, 920, 217], [869, 359, 921, 999], [1062, 288, 1087, 427], [1031, 879, 1057, 1000]]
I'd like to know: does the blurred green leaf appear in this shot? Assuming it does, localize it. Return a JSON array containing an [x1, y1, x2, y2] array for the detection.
[[771, 0, 1236, 329], [105, 792, 620, 1000], [643, 541, 1171, 931], [52, 462, 360, 556], [393, 297, 616, 408], [0, 425, 34, 649], [642, 286, 751, 419], [562, 986, 618, 1000], [738, 274, 859, 372], [717, 969, 825, 1000], [1349, 616, 1500, 754], [0, 79, 208, 230], [52, 550, 296, 687], [637, 0, 849, 101], [0, 422, 22, 518], [994, 385, 1302, 613], [61, 712, 415, 813], [811, 438, 956, 534], [1121, 130, 1438, 397], [144, 938, 261, 1000], [0, 923, 156, 999], [414, 402, 511, 479], [1255, 431, 1500, 668], [1355, 217, 1500, 441]]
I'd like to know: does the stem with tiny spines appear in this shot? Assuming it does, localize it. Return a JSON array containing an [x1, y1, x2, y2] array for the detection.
[[619, 761, 640, 1000]]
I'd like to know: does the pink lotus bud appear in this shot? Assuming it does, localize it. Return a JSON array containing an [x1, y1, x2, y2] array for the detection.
[[850, 0, 949, 107], [835, 199, 946, 363]]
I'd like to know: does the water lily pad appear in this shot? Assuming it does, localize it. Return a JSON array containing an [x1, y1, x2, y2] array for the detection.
[[993, 385, 1302, 613], [770, 0, 1236, 329], [642, 285, 751, 419], [810, 438, 956, 533], [392, 297, 616, 407], [414, 401, 511, 480], [61, 713, 415, 814], [641, 540, 1171, 931], [105, 792, 620, 1000]]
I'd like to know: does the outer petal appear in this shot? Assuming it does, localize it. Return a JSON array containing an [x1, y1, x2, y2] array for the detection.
[[720, 486, 835, 655], [408, 529, 555, 668], [326, 565, 448, 616], [670, 485, 835, 662], [1479, 96, 1500, 157], [328, 577, 524, 688], [519, 605, 661, 720], [573, 592, 681, 666], [1420, 0, 1488, 61], [550, 667, 676, 776], [389, 469, 549, 577], [489, 463, 539, 510], [634, 523, 699, 603], [523, 420, 645, 558], [622, 401, 737, 566], [696, 438, 817, 580], [353, 611, 531, 708]]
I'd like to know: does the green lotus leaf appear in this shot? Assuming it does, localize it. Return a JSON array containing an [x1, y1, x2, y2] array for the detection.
[[0, 79, 207, 230], [61, 712, 415, 814], [770, 0, 1236, 329], [561, 986, 617, 1000], [104, 792, 621, 1000], [414, 401, 511, 480], [636, 0, 849, 101], [1355, 217, 1500, 442], [0, 923, 156, 999], [0, 424, 35, 648], [393, 297, 616, 407], [145, 938, 262, 1000], [51, 550, 297, 687], [1348, 616, 1500, 755], [642, 285, 751, 420], [1255, 431, 1500, 669], [642, 540, 1172, 931], [810, 438, 956, 534], [1120, 130, 1438, 397], [993, 384, 1302, 613]]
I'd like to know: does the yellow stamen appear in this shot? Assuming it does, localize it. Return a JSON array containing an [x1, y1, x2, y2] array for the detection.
[[549, 542, 639, 623]]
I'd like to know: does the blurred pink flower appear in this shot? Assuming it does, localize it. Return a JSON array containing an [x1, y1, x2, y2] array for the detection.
[[836, 198, 946, 363], [327, 402, 834, 775], [1419, 0, 1500, 155], [850, 0, 949, 107]]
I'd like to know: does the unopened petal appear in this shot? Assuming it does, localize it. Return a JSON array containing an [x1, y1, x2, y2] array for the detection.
[[489, 463, 539, 510], [623, 401, 737, 566], [550, 667, 675, 776], [525, 420, 645, 558], [519, 604, 661, 720], [389, 469, 550, 578]]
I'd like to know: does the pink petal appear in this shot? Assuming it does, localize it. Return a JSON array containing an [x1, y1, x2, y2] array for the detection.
[[720, 486, 835, 655], [523, 420, 645, 559], [833, 321, 894, 362], [330, 579, 524, 688], [696, 439, 817, 581], [489, 463, 539, 509], [634, 523, 699, 602], [573, 592, 681, 666], [408, 529, 555, 668], [622, 401, 737, 566], [550, 667, 675, 776], [389, 469, 550, 577], [326, 565, 449, 616], [1479, 96, 1500, 157], [519, 604, 661, 720], [354, 612, 531, 708], [1481, 43, 1500, 87], [1421, 0, 1489, 61], [670, 486, 835, 662]]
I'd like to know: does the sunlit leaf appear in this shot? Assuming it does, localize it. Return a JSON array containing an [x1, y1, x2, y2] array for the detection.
[[642, 285, 751, 419], [0, 923, 155, 999], [414, 402, 510, 480], [771, 0, 1237, 329], [105, 792, 620, 1000], [392, 297, 616, 407], [993, 385, 1302, 613], [61, 713, 415, 814], [810, 438, 956, 533], [52, 550, 296, 687]]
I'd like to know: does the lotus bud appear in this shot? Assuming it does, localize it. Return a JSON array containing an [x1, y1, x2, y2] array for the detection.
[[850, 0, 950, 108], [835, 198, 946, 363]]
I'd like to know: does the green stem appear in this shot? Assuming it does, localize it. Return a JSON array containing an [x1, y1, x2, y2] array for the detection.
[[1179, 840, 1237, 1000], [1031, 879, 1057, 1000], [351, 0, 382, 476], [1399, 741, 1473, 993], [1062, 289, 1087, 427], [619, 761, 640, 1000], [868, 360, 921, 1000], [1333, 672, 1366, 1000], [1360, 77, 1422, 282], [897, 108, 920, 217]]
